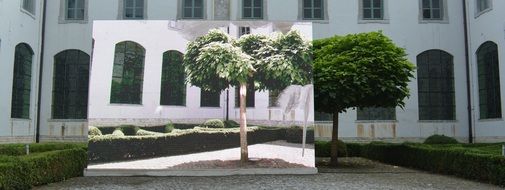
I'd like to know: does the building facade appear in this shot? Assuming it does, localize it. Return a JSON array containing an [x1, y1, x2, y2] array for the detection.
[[0, 0, 503, 143]]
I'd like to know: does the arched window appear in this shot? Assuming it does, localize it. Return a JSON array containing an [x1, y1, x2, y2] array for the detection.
[[160, 50, 186, 106], [477, 41, 502, 119], [110, 41, 145, 104], [11, 43, 34, 119], [52, 50, 90, 119], [417, 50, 455, 120]]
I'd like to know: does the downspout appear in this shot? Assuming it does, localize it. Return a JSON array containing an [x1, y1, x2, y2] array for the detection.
[[35, 0, 48, 143], [462, 0, 473, 143]]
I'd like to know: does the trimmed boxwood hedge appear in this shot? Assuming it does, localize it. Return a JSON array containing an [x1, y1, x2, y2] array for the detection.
[[315, 141, 505, 187], [88, 127, 286, 163], [0, 143, 86, 156], [0, 147, 87, 190]]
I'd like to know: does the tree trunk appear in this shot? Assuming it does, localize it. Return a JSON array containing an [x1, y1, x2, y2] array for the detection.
[[239, 82, 249, 164], [330, 112, 339, 166]]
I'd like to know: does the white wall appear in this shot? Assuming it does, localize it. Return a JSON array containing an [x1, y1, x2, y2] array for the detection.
[[0, 0, 44, 143], [467, 0, 505, 142]]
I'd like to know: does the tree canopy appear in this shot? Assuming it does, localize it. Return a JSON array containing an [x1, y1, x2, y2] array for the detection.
[[314, 31, 415, 114], [183, 29, 312, 92]]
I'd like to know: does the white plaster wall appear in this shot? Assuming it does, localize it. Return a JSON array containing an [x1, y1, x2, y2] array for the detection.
[[467, 0, 505, 142], [89, 21, 313, 127], [0, 0, 44, 143]]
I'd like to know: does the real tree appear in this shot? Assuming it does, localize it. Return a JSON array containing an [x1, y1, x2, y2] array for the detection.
[[313, 31, 415, 166], [184, 29, 312, 163]]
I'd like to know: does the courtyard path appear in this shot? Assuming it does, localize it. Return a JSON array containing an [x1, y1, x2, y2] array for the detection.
[[36, 158, 502, 190]]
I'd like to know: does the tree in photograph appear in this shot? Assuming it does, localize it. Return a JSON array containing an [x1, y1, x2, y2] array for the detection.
[[313, 31, 415, 166], [184, 29, 312, 163]]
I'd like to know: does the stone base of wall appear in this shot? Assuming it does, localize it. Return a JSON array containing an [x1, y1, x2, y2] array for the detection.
[[0, 136, 34, 144]]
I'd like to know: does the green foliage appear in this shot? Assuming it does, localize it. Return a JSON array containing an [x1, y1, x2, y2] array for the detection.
[[119, 125, 140, 136], [313, 31, 415, 113], [112, 128, 125, 136], [284, 126, 315, 143], [136, 129, 164, 136], [88, 126, 102, 136], [357, 143, 505, 187], [224, 120, 240, 128], [201, 119, 225, 128], [424, 135, 459, 144], [165, 121, 175, 133], [0, 143, 87, 156], [0, 147, 87, 190], [184, 29, 312, 93], [315, 140, 348, 157]]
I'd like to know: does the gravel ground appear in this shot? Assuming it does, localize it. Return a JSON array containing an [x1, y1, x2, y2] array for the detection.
[[36, 158, 502, 190]]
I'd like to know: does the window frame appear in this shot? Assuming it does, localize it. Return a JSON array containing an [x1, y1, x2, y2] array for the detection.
[[419, 0, 449, 23], [118, 0, 147, 20], [475, 0, 492, 18], [20, 0, 36, 17], [109, 41, 146, 105], [361, 0, 384, 20], [52, 50, 90, 120], [200, 89, 221, 108], [476, 41, 502, 119], [160, 50, 187, 107], [180, 0, 205, 19], [59, 0, 89, 23], [300, 0, 326, 21], [416, 49, 456, 121], [11, 43, 34, 119], [241, 0, 263, 20]]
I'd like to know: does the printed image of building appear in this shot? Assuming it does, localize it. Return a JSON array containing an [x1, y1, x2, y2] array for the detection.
[[0, 0, 503, 143]]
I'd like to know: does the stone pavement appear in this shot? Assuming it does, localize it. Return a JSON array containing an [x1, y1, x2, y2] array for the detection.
[[37, 158, 503, 190]]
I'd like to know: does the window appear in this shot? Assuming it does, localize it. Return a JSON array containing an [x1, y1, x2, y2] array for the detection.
[[242, 0, 263, 19], [183, 0, 204, 19], [160, 50, 186, 106], [66, 0, 85, 20], [52, 50, 90, 119], [239, 27, 251, 37], [123, 0, 144, 19], [477, 41, 502, 119], [362, 0, 383, 20], [269, 89, 281, 107], [22, 0, 35, 15], [357, 107, 396, 121], [315, 111, 332, 121], [303, 0, 324, 20], [11, 43, 34, 119], [235, 83, 255, 108], [417, 50, 455, 120], [476, 0, 491, 14], [110, 41, 145, 104], [201, 89, 221, 107], [421, 0, 443, 20]]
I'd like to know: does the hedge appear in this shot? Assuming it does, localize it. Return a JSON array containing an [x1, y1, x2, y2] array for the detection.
[[88, 127, 286, 163], [316, 141, 505, 187], [0, 143, 86, 156], [0, 148, 87, 190]]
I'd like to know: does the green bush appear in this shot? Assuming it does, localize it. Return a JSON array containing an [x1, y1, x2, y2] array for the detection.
[[224, 120, 240, 128], [0, 148, 87, 190], [315, 140, 348, 157], [285, 126, 315, 143], [88, 126, 102, 136], [136, 129, 164, 136], [201, 119, 225, 128], [112, 128, 125, 136], [0, 143, 87, 156], [358, 143, 505, 187], [119, 125, 140, 136], [165, 122, 175, 133], [424, 134, 459, 144]]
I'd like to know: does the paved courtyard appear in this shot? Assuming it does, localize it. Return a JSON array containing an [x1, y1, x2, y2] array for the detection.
[[37, 158, 502, 190]]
